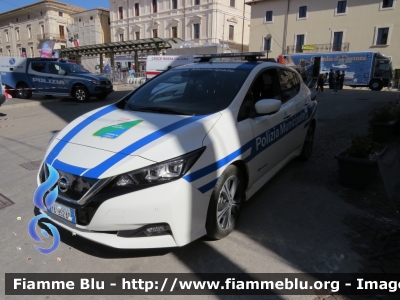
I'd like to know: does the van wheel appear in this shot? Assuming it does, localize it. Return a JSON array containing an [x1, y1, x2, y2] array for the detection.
[[298, 124, 315, 161], [369, 80, 383, 91], [206, 165, 245, 240], [74, 86, 90, 102], [16, 83, 32, 99]]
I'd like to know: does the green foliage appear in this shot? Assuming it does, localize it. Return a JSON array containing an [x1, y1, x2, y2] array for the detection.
[[345, 135, 377, 159], [369, 102, 399, 125]]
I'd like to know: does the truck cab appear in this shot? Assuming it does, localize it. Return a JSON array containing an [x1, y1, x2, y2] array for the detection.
[[0, 58, 113, 101]]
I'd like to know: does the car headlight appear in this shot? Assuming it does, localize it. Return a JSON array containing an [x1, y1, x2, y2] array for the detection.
[[90, 80, 101, 85], [113, 147, 206, 188]]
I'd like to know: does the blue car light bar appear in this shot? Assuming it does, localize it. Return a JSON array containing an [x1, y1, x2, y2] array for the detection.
[[193, 52, 265, 62]]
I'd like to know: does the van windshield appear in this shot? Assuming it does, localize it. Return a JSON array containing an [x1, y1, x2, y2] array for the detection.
[[125, 67, 251, 115]]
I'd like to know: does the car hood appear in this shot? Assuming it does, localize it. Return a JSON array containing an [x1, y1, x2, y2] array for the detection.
[[44, 105, 221, 179], [74, 73, 110, 81]]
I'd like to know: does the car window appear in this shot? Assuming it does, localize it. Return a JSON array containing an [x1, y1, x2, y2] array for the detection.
[[238, 68, 281, 122], [125, 67, 251, 115], [278, 69, 301, 103], [48, 63, 62, 74], [31, 62, 46, 73]]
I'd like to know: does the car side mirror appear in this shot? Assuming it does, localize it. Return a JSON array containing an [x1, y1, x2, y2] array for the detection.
[[254, 99, 282, 116], [58, 70, 66, 75]]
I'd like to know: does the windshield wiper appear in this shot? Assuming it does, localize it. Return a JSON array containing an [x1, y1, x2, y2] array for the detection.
[[127, 106, 192, 115]]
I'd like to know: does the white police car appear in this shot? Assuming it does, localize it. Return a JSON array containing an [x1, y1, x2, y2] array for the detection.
[[37, 53, 317, 249]]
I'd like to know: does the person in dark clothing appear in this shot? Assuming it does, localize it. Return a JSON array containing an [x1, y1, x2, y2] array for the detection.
[[328, 69, 334, 89], [340, 70, 345, 89], [325, 72, 329, 84], [332, 70, 340, 94], [316, 73, 325, 93]]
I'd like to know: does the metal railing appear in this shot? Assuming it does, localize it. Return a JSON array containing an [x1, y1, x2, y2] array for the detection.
[[286, 42, 350, 54], [37, 33, 66, 41], [100, 71, 146, 86]]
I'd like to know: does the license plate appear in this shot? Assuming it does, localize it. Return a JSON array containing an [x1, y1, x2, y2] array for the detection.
[[106, 85, 111, 89], [48, 203, 76, 223]]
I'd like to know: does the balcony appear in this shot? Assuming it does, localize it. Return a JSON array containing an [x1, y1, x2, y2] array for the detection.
[[286, 42, 350, 54], [37, 33, 66, 42]]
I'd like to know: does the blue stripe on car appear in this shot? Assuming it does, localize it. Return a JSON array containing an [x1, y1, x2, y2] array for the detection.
[[52, 159, 88, 175], [82, 114, 211, 178], [46, 105, 118, 165], [191, 103, 317, 193]]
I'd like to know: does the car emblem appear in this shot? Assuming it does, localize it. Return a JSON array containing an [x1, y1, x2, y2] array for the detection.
[[58, 176, 70, 193]]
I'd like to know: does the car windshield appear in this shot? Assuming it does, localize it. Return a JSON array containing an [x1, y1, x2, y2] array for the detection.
[[63, 63, 89, 73], [124, 67, 251, 115]]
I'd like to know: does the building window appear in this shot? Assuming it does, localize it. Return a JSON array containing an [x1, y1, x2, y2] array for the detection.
[[172, 0, 177, 9], [5, 31, 9, 42], [61, 45, 66, 49], [40, 11, 43, 16], [41, 25, 45, 36], [230, 0, 235, 7], [153, 0, 157, 13], [229, 25, 234, 40], [135, 3, 140, 16], [296, 34, 305, 53], [193, 23, 200, 39], [119, 7, 123, 19], [332, 31, 343, 51], [195, 0, 200, 5], [16, 29, 20, 41], [135, 31, 140, 40], [263, 37, 271, 51], [28, 27, 32, 39], [79, 18, 81, 22], [376, 27, 389, 45], [119, 33, 124, 41], [153, 29, 158, 38], [90, 16, 93, 20], [59, 12, 63, 17], [171, 26, 177, 38], [382, 0, 394, 8], [8, 49, 11, 56], [265, 11, 273, 22], [16, 18, 18, 22], [299, 6, 307, 18], [337, 1, 347, 14], [27, 14, 30, 19], [30, 46, 34, 58], [59, 25, 65, 39]]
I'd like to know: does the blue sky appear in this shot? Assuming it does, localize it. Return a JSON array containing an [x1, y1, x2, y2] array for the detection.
[[0, 0, 110, 14]]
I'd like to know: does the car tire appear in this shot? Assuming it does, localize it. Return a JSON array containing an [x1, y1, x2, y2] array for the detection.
[[16, 82, 32, 99], [205, 165, 245, 240], [369, 79, 383, 91], [96, 93, 108, 100], [298, 124, 315, 161], [73, 86, 90, 102]]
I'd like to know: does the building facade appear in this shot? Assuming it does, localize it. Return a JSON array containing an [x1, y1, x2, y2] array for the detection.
[[0, 0, 85, 58], [109, 0, 251, 51], [69, 8, 111, 47], [247, 0, 399, 69]]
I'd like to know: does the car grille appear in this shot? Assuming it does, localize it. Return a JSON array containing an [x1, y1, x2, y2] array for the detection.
[[100, 81, 112, 85]]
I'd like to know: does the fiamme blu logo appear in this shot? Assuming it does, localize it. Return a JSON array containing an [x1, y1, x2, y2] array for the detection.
[[28, 164, 61, 255]]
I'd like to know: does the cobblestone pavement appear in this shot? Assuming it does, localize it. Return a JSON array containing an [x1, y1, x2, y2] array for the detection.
[[305, 96, 400, 300]]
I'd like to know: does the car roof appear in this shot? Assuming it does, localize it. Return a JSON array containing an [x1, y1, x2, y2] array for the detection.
[[175, 61, 283, 71]]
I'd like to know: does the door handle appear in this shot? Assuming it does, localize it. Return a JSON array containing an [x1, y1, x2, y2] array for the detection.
[[283, 114, 291, 119]]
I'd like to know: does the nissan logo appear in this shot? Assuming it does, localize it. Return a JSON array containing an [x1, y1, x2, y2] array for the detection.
[[58, 175, 70, 193]]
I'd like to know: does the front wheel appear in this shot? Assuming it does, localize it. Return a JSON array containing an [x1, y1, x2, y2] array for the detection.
[[206, 165, 245, 240], [73, 86, 90, 102], [369, 79, 383, 91], [16, 83, 32, 99], [298, 124, 315, 161]]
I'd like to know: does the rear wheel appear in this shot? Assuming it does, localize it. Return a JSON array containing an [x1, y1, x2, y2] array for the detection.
[[206, 165, 245, 240], [369, 79, 383, 91], [16, 82, 32, 99], [73, 86, 90, 102], [298, 124, 315, 161]]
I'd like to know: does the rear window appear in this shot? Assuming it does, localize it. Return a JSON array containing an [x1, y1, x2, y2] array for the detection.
[[31, 62, 46, 73], [125, 67, 251, 115]]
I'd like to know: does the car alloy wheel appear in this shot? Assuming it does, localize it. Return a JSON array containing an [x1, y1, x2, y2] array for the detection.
[[74, 87, 89, 102], [206, 165, 244, 239]]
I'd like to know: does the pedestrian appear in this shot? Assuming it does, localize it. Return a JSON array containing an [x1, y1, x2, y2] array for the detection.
[[316, 73, 325, 94], [328, 69, 334, 89], [340, 70, 345, 89], [332, 70, 340, 94]]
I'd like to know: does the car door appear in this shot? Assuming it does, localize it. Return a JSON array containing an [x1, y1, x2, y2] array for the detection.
[[278, 68, 311, 150], [28, 61, 49, 91], [240, 67, 294, 184], [47, 62, 70, 94]]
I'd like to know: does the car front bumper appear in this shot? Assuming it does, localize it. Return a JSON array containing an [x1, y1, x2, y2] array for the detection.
[[0, 94, 5, 106], [39, 178, 210, 249]]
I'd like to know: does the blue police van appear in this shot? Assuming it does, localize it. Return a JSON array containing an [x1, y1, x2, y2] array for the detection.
[[0, 57, 113, 101]]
